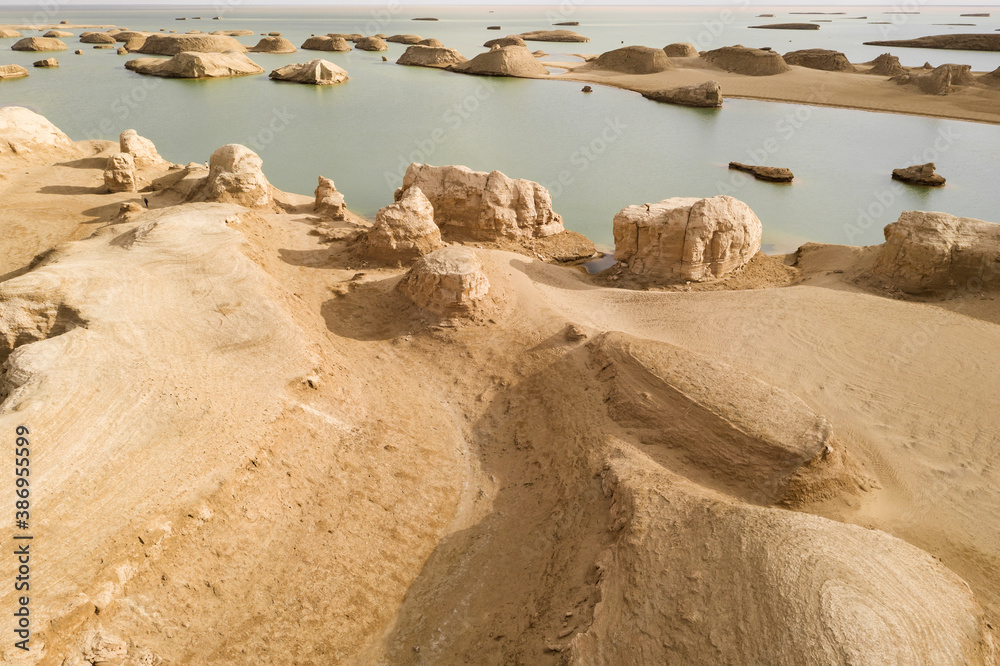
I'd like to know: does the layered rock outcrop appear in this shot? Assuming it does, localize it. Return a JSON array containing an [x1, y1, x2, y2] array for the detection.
[[517, 30, 589, 42], [399, 163, 564, 240], [702, 45, 790, 76], [125, 52, 264, 78], [136, 34, 246, 55], [396, 45, 467, 68], [11, 37, 68, 51], [663, 42, 698, 57], [871, 210, 1000, 294], [642, 81, 722, 107], [362, 187, 444, 262], [202, 144, 272, 207], [301, 36, 351, 52], [119, 129, 167, 169], [80, 31, 117, 44], [269, 59, 348, 85], [580, 45, 673, 74], [0, 64, 28, 79], [484, 35, 526, 48], [0, 106, 72, 154], [864, 33, 1000, 51], [866, 52, 906, 76], [314, 176, 346, 219], [892, 163, 946, 186], [398, 247, 491, 318], [387, 34, 423, 44], [355, 36, 388, 51], [103, 152, 138, 193], [613, 195, 762, 281], [783, 48, 856, 72], [729, 162, 794, 182], [249, 36, 297, 53], [451, 44, 548, 77]]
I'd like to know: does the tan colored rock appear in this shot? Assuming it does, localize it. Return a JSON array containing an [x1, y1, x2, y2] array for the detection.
[[125, 52, 265, 78], [866, 52, 906, 76], [398, 247, 491, 318], [581, 45, 673, 74], [363, 187, 444, 262], [663, 42, 698, 57], [0, 64, 28, 79], [120, 129, 167, 169], [249, 36, 297, 53], [117, 46, 128, 55], [0, 29, 23, 38], [386, 34, 423, 44], [270, 59, 348, 85], [400, 163, 564, 240], [871, 210, 1000, 294], [613, 195, 762, 281], [103, 152, 138, 193], [314, 176, 346, 219], [0, 106, 72, 154], [417, 38, 444, 47], [397, 45, 467, 68], [517, 29, 589, 42], [864, 33, 1000, 51], [749, 22, 820, 30], [212, 29, 255, 36], [783, 48, 856, 72], [11, 37, 68, 52], [451, 44, 548, 78], [44, 30, 73, 38], [642, 80, 722, 107], [328, 33, 363, 41], [136, 33, 246, 55], [702, 45, 790, 76], [729, 161, 794, 182], [892, 162, 946, 186], [204, 144, 272, 207], [355, 36, 388, 51], [80, 31, 116, 44], [484, 35, 526, 48], [301, 35, 351, 52], [914, 63, 975, 94], [32, 58, 58, 68], [113, 30, 148, 43]]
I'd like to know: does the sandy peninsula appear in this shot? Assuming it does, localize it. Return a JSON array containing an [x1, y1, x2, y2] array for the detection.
[[0, 106, 998, 665]]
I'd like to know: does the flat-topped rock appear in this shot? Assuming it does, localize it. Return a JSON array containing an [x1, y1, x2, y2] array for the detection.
[[398, 247, 491, 318], [663, 42, 697, 57], [484, 35, 526, 48], [126, 51, 264, 78], [327, 33, 363, 41], [642, 81, 722, 107], [43, 30, 72, 37], [892, 162, 945, 186], [865, 34, 1000, 51], [301, 36, 351, 52], [212, 30, 255, 36], [12, 37, 67, 51], [80, 31, 116, 43], [32, 58, 58, 67], [783, 48, 856, 72], [355, 36, 388, 51], [0, 29, 23, 38], [397, 45, 467, 68], [517, 29, 589, 42], [386, 34, 423, 44], [363, 187, 444, 262], [749, 22, 821, 30], [451, 44, 548, 77], [136, 33, 246, 55], [613, 195, 762, 281], [270, 58, 348, 85], [0, 64, 29, 79], [580, 45, 673, 74], [871, 210, 1000, 294], [249, 36, 296, 53], [729, 162, 794, 182], [702, 45, 790, 76]]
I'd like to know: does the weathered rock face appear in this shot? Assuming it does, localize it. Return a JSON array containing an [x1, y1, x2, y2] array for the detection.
[[484, 35, 527, 48], [864, 33, 1000, 51], [0, 64, 29, 79], [517, 29, 589, 42], [12, 37, 68, 52], [451, 44, 548, 77], [642, 80, 722, 107], [125, 52, 265, 78], [892, 163, 946, 186], [0, 29, 23, 38], [355, 36, 388, 51], [979, 65, 1000, 88], [269, 59, 348, 85], [387, 34, 423, 44], [314, 176, 346, 219], [613, 195, 762, 281], [212, 29, 255, 36], [43, 30, 73, 37], [249, 36, 297, 53], [32, 58, 59, 68], [663, 42, 698, 57], [104, 152, 138, 193], [418, 38, 444, 47], [301, 36, 351, 52], [913, 63, 975, 94], [204, 144, 272, 207], [396, 45, 467, 68], [729, 162, 794, 183], [363, 187, 444, 262], [871, 210, 1000, 294], [328, 33, 363, 41], [582, 45, 673, 74], [119, 129, 166, 170], [702, 45, 790, 76], [0, 106, 72, 154], [866, 52, 906, 76], [398, 247, 491, 318], [400, 163, 565, 240], [783, 48, 856, 72], [136, 34, 246, 55]]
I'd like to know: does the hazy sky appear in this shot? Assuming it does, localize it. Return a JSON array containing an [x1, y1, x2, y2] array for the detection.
[[1, 1, 997, 6]]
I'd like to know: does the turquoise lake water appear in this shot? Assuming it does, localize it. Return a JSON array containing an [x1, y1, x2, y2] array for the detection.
[[2, 6, 999, 252]]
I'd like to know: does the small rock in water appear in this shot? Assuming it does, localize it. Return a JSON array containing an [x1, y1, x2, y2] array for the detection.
[[582, 85, 593, 93], [891, 162, 946, 186], [728, 162, 794, 183]]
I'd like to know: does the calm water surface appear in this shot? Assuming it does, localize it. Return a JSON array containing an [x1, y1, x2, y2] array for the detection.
[[2, 6, 999, 251]]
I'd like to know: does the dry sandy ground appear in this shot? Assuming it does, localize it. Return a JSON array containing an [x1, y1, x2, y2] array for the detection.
[[1, 124, 999, 665], [543, 55, 1000, 125]]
